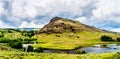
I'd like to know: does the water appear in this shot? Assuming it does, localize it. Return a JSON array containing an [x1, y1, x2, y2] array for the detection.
[[43, 44, 120, 54], [23, 43, 120, 54], [81, 44, 120, 53]]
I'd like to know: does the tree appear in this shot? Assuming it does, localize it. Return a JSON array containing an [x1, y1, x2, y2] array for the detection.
[[117, 37, 120, 42], [27, 45, 34, 52], [9, 41, 22, 49], [100, 35, 113, 41]]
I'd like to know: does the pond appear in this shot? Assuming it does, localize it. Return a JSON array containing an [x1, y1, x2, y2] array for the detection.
[[43, 44, 120, 54], [81, 44, 120, 54]]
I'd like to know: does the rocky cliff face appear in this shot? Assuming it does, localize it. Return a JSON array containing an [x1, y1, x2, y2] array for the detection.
[[38, 17, 105, 34]]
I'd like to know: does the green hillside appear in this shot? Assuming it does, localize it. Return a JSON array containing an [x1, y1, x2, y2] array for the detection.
[[33, 17, 120, 50], [33, 31, 119, 50]]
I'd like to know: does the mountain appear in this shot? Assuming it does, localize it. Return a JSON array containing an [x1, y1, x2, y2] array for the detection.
[[38, 17, 105, 34]]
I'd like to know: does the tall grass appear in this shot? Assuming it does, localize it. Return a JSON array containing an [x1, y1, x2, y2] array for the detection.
[[0, 50, 120, 59]]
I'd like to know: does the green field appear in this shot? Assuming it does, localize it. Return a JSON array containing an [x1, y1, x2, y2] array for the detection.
[[33, 31, 120, 50]]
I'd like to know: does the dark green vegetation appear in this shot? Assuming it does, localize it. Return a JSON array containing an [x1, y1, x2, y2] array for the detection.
[[9, 40, 22, 49], [0, 28, 37, 49], [100, 35, 120, 42], [100, 35, 114, 41], [76, 50, 86, 54]]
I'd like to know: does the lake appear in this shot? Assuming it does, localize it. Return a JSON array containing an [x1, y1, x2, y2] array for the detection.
[[43, 44, 120, 54], [81, 44, 120, 54]]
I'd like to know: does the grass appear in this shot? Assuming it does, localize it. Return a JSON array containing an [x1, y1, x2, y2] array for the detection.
[[0, 43, 20, 51], [1, 29, 120, 59], [0, 50, 120, 59], [32, 31, 120, 50]]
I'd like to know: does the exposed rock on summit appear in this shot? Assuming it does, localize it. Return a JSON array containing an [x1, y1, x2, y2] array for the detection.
[[38, 17, 105, 34]]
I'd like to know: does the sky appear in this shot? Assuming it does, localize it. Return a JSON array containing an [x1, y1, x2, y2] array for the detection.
[[0, 0, 120, 32]]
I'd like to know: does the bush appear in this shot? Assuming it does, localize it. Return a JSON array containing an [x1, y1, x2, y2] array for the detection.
[[114, 52, 120, 59], [117, 37, 120, 42], [35, 47, 43, 53], [76, 50, 86, 54], [0, 38, 10, 43], [100, 35, 113, 41], [70, 26, 75, 32], [24, 38, 37, 41], [0, 34, 3, 38], [27, 45, 34, 52], [9, 41, 22, 49], [56, 35, 60, 37]]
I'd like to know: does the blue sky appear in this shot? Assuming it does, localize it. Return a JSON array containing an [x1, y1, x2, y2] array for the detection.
[[0, 0, 120, 32]]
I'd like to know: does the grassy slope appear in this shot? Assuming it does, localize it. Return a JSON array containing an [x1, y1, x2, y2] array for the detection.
[[33, 31, 120, 50], [0, 50, 119, 59], [0, 43, 20, 51]]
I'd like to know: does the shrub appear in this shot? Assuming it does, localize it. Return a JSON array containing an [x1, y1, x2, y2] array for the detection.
[[117, 37, 120, 42], [0, 34, 3, 38], [9, 41, 22, 49], [100, 35, 113, 41], [70, 26, 75, 32], [24, 38, 31, 41], [56, 35, 60, 37], [24, 38, 37, 41], [27, 45, 34, 52], [76, 50, 86, 54], [114, 52, 120, 59], [35, 47, 43, 53], [76, 36, 80, 38]]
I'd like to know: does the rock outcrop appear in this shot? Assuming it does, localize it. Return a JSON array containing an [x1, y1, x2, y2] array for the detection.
[[38, 17, 105, 34]]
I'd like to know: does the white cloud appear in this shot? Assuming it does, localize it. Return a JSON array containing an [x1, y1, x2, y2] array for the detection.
[[99, 27, 120, 32], [10, 0, 97, 18], [75, 17, 87, 23], [74, 0, 120, 30], [11, 0, 38, 18], [0, 0, 98, 28], [0, 1, 4, 15], [93, 0, 120, 22], [111, 28, 120, 32], [0, 20, 14, 28], [0, 0, 120, 32], [18, 21, 44, 28]]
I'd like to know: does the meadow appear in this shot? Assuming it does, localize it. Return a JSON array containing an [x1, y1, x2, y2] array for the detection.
[[33, 31, 120, 50], [0, 50, 120, 59], [1, 28, 120, 59]]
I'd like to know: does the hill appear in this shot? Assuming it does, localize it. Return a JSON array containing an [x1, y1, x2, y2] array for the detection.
[[38, 17, 105, 34], [33, 17, 120, 50]]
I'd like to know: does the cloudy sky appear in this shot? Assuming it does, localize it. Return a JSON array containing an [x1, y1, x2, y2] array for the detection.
[[0, 0, 120, 32]]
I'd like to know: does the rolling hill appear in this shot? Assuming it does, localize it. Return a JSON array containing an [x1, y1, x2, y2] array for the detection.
[[33, 17, 120, 50], [38, 17, 105, 34]]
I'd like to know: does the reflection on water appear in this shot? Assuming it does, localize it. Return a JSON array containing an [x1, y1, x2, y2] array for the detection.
[[43, 44, 120, 54], [81, 44, 120, 53]]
